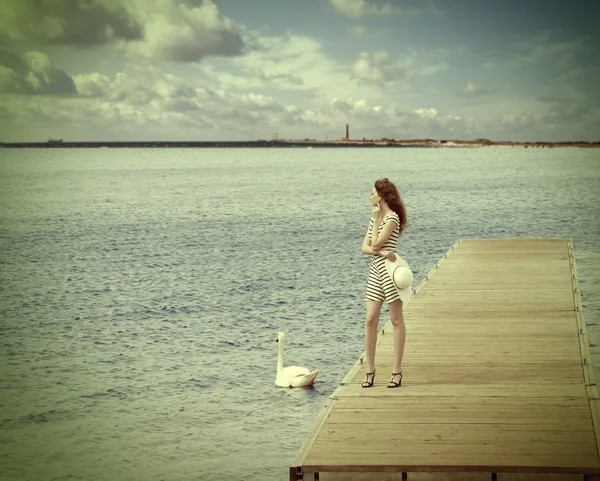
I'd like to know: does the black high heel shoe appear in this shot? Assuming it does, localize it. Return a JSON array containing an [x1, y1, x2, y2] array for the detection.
[[361, 369, 376, 388], [387, 371, 402, 388]]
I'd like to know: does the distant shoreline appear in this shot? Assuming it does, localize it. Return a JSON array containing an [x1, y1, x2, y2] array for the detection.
[[2, 139, 599, 148]]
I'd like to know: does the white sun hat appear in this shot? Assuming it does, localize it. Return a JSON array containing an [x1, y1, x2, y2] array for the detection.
[[384, 255, 414, 302]]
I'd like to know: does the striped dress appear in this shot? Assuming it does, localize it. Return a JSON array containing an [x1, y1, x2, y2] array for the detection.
[[366, 211, 401, 303]]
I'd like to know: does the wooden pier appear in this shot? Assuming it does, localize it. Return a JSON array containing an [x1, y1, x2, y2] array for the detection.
[[290, 239, 600, 480]]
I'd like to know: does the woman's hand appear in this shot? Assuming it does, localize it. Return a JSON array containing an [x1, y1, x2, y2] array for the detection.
[[371, 202, 382, 221], [379, 250, 397, 261]]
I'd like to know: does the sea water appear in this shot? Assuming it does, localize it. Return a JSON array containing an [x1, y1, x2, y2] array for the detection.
[[0, 147, 599, 481]]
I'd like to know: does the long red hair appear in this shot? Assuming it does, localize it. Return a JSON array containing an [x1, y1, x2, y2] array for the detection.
[[375, 178, 407, 234]]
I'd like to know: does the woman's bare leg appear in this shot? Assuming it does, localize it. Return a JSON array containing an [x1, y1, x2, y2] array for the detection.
[[365, 300, 383, 374], [388, 299, 406, 375]]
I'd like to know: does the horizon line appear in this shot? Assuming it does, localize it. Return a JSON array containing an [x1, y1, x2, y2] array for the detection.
[[2, 139, 600, 145]]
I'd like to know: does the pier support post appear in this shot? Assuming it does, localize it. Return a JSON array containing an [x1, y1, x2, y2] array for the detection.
[[289, 466, 303, 481]]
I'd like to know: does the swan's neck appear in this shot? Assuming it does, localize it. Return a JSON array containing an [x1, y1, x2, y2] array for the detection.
[[277, 340, 284, 373]]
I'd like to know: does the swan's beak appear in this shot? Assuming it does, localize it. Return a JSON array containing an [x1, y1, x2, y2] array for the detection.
[[276, 338, 279, 343]]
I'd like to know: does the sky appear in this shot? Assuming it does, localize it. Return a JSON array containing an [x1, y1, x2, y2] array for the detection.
[[1, 0, 599, 142]]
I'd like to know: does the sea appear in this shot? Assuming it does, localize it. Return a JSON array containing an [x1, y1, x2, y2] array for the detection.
[[0, 147, 599, 481]]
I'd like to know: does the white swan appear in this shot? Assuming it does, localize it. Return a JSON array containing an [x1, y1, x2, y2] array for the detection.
[[275, 332, 319, 388]]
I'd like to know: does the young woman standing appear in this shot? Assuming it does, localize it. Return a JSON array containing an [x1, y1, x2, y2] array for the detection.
[[361, 178, 408, 388]]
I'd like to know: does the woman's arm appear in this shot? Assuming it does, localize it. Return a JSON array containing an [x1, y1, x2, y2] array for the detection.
[[371, 219, 397, 251], [365, 202, 383, 253], [361, 215, 392, 256], [370, 215, 381, 249], [361, 229, 379, 255], [362, 233, 394, 258]]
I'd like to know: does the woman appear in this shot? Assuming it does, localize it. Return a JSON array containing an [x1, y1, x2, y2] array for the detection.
[[360, 178, 408, 388]]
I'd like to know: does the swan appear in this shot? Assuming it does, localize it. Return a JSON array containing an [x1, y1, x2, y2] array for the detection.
[[275, 332, 319, 388]]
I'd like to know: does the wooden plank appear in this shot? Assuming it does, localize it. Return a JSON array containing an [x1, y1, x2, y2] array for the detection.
[[410, 289, 573, 298], [305, 423, 600, 465], [455, 238, 568, 250], [338, 384, 588, 398], [408, 297, 573, 311], [307, 471, 594, 481], [309, 424, 597, 449], [383, 334, 580, 345], [328, 397, 593, 428], [431, 264, 569, 274], [303, 455, 600, 474], [290, 239, 600, 479], [425, 276, 575, 286], [404, 311, 578, 335], [444, 254, 570, 263], [380, 344, 581, 355]]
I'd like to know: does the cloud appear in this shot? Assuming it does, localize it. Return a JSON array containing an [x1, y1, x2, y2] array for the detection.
[[348, 26, 368, 37], [352, 51, 408, 86], [2, 67, 212, 137], [418, 61, 449, 76], [0, 49, 28, 94], [0, 0, 143, 46], [23, 52, 78, 94], [479, 32, 595, 90], [104, 69, 170, 105], [0, 66, 18, 92], [0, 48, 77, 95], [2, 61, 319, 138], [4, 29, 595, 143], [350, 48, 451, 87], [331, 98, 384, 121], [229, 34, 448, 102], [75, 67, 178, 104], [512, 31, 590, 71], [331, 98, 353, 113], [379, 104, 476, 138], [538, 94, 593, 124], [498, 113, 538, 127], [414, 107, 438, 120], [329, 0, 396, 18], [1, 54, 476, 142], [73, 72, 112, 98], [458, 80, 492, 98], [255, 68, 304, 86], [0, 0, 250, 63], [127, 0, 248, 62], [329, 0, 438, 18], [327, 97, 477, 139], [227, 33, 379, 100]]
